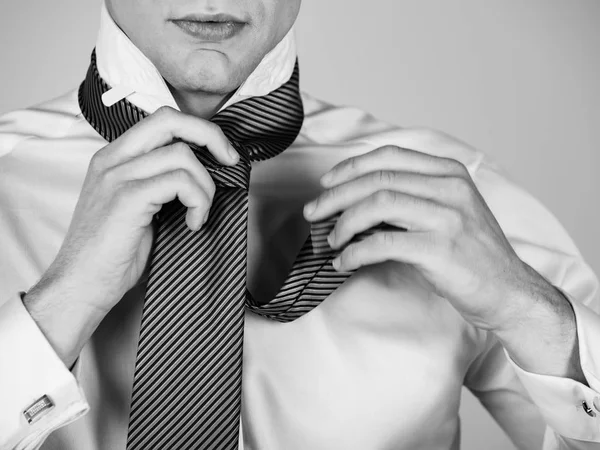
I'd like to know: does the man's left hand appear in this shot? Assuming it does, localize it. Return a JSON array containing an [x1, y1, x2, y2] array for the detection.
[[303, 140, 556, 334]]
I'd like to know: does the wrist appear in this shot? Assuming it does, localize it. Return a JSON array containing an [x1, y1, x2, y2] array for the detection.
[[490, 264, 585, 381], [23, 274, 108, 368], [489, 261, 558, 335]]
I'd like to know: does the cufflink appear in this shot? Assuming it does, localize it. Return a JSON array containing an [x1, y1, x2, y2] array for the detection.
[[23, 395, 55, 424], [582, 401, 596, 418]]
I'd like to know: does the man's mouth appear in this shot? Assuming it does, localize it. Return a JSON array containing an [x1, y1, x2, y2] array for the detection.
[[171, 13, 247, 42]]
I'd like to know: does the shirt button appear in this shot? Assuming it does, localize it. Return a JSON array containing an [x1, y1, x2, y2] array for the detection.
[[582, 401, 596, 418]]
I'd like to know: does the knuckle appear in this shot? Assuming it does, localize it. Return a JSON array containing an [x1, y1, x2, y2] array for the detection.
[[349, 243, 361, 258], [341, 205, 358, 224], [100, 166, 120, 186], [447, 175, 471, 196], [426, 232, 451, 262], [374, 189, 396, 206], [440, 233, 458, 259], [210, 123, 230, 148], [206, 121, 224, 138], [89, 149, 107, 173], [154, 106, 179, 127], [344, 244, 361, 264], [347, 156, 359, 171], [381, 145, 401, 158], [173, 141, 193, 159], [325, 186, 340, 202], [448, 177, 477, 206], [376, 170, 395, 186], [442, 208, 464, 233], [171, 168, 191, 184], [154, 105, 176, 118], [441, 157, 467, 175], [384, 232, 397, 246], [373, 231, 394, 247]]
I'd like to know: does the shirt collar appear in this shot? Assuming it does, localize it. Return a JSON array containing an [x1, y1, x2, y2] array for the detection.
[[95, 1, 298, 114]]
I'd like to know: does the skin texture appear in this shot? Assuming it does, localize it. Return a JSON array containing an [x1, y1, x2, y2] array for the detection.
[[25, 2, 585, 388]]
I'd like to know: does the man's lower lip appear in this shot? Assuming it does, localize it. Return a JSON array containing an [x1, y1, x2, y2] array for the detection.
[[172, 20, 246, 41]]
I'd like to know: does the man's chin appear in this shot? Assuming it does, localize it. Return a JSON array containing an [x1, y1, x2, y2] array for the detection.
[[172, 50, 245, 95]]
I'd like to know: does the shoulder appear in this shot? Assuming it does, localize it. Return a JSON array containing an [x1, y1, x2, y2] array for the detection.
[[300, 91, 396, 145], [299, 92, 583, 258], [299, 91, 483, 170], [0, 89, 83, 158]]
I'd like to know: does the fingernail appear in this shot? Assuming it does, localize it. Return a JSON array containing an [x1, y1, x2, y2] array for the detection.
[[332, 257, 341, 271], [320, 172, 333, 186], [228, 146, 239, 163], [327, 231, 336, 248], [304, 201, 316, 217]]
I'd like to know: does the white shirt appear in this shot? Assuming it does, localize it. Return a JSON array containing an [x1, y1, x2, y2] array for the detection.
[[1, 4, 600, 450]]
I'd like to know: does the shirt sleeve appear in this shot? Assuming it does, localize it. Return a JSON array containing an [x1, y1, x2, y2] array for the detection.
[[506, 295, 600, 443], [0, 293, 89, 450], [466, 157, 600, 448]]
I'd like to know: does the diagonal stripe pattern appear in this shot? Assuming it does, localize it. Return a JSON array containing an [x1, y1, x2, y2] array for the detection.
[[79, 50, 390, 449]]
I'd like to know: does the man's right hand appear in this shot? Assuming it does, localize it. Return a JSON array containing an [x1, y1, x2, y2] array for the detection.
[[23, 106, 239, 368]]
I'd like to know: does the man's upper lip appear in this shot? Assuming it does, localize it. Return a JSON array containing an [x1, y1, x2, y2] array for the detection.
[[172, 13, 246, 24]]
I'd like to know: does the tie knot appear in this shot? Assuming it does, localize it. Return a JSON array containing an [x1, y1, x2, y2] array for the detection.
[[79, 49, 304, 191], [210, 63, 304, 162], [190, 141, 252, 190]]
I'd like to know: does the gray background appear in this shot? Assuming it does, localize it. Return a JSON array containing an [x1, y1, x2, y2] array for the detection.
[[1, 1, 599, 449]]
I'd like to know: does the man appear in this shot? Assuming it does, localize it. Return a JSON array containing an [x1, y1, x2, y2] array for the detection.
[[0, 0, 599, 449]]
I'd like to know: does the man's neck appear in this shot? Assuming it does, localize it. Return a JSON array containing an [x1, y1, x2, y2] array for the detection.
[[169, 86, 235, 119]]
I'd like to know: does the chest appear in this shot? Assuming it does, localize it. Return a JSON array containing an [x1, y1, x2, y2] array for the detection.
[[241, 257, 478, 449], [242, 157, 479, 449], [4, 136, 484, 449]]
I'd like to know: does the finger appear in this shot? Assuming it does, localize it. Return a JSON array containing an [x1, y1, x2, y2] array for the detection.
[[109, 142, 216, 202], [305, 170, 452, 222], [321, 145, 468, 188], [332, 231, 429, 272], [329, 190, 450, 249], [100, 106, 239, 167], [127, 169, 212, 231]]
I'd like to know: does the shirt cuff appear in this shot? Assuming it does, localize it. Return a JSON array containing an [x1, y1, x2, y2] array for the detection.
[[506, 296, 600, 442], [0, 293, 89, 450]]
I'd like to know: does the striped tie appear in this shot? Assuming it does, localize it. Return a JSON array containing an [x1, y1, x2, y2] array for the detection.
[[79, 50, 380, 449]]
